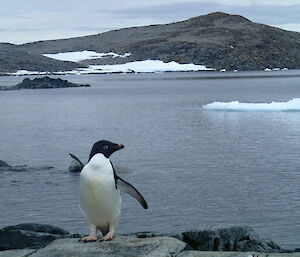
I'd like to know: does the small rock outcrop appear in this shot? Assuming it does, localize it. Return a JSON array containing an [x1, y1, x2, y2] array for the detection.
[[0, 223, 80, 251], [0, 160, 10, 168], [29, 237, 186, 257], [0, 76, 91, 90]]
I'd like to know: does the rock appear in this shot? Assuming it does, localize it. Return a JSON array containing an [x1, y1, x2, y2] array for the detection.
[[177, 251, 300, 257], [0, 230, 58, 251], [126, 231, 184, 241], [29, 237, 187, 257], [126, 227, 284, 253], [182, 226, 282, 253], [68, 159, 83, 173], [2, 223, 69, 235], [0, 223, 80, 250], [0, 160, 10, 168], [0, 249, 36, 257], [0, 77, 91, 90]]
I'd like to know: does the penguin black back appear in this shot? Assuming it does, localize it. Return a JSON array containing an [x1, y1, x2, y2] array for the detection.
[[89, 140, 124, 160]]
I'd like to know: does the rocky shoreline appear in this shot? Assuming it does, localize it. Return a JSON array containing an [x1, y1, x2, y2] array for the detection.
[[0, 224, 299, 257]]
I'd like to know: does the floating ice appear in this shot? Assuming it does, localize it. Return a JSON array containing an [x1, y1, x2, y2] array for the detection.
[[43, 51, 131, 62], [203, 99, 300, 111]]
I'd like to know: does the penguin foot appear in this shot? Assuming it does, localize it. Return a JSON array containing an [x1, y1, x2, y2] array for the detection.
[[100, 229, 114, 241], [79, 235, 98, 242]]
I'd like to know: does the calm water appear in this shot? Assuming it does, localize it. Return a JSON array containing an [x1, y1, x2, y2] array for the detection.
[[0, 71, 299, 249]]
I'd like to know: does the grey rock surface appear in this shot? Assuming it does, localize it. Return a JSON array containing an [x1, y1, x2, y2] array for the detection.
[[0, 223, 80, 251], [30, 237, 187, 257], [0, 249, 36, 257], [182, 226, 281, 253], [178, 251, 300, 257], [127, 226, 284, 253], [2, 223, 69, 235]]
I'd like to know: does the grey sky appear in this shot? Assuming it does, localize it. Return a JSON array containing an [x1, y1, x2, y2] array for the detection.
[[1, 0, 300, 44]]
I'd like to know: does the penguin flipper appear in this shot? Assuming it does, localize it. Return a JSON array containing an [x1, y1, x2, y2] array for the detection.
[[116, 176, 148, 209], [69, 153, 84, 168]]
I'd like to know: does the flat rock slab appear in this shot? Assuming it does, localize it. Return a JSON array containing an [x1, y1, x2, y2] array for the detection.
[[178, 251, 300, 257], [0, 249, 36, 257], [30, 236, 186, 257]]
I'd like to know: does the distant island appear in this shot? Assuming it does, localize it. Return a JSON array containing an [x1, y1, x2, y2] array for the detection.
[[1, 12, 300, 74], [0, 77, 91, 90]]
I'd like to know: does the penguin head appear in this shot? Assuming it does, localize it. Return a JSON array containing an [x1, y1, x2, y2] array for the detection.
[[89, 140, 124, 160]]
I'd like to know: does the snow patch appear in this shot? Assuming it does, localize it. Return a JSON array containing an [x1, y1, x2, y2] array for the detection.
[[203, 99, 300, 111], [264, 67, 289, 71], [4, 60, 213, 76], [43, 51, 131, 62], [8, 70, 50, 76], [88, 60, 213, 73]]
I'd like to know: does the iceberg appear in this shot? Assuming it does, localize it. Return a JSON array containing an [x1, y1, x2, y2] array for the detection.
[[203, 99, 300, 112], [43, 51, 131, 62]]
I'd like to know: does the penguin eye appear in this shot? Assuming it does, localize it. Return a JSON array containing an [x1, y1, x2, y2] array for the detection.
[[102, 145, 109, 150]]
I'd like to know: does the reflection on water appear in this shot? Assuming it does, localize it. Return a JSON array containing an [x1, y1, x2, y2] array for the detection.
[[0, 71, 300, 249]]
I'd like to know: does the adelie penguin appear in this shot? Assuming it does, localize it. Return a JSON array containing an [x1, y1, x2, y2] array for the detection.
[[69, 140, 148, 242]]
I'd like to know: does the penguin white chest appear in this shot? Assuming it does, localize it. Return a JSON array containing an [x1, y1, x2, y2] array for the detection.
[[79, 154, 121, 227]]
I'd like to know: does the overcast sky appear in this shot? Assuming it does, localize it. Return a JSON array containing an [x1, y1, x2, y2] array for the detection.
[[1, 0, 300, 44]]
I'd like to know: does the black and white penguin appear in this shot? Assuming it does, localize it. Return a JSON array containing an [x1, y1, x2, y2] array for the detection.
[[70, 140, 148, 242]]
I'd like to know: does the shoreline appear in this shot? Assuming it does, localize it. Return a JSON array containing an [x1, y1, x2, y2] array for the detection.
[[0, 223, 299, 256]]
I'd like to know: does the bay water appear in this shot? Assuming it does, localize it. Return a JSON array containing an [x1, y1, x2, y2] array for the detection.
[[0, 71, 299, 249]]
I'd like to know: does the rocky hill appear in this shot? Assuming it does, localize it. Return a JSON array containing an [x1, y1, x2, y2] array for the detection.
[[2, 12, 300, 72]]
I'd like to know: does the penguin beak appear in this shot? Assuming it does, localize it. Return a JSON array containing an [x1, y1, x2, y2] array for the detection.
[[116, 144, 124, 150]]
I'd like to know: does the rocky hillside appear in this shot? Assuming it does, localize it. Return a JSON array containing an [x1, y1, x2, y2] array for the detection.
[[2, 12, 300, 72]]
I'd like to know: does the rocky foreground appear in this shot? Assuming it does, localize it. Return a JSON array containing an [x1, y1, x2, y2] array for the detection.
[[0, 224, 299, 257], [0, 76, 91, 90]]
